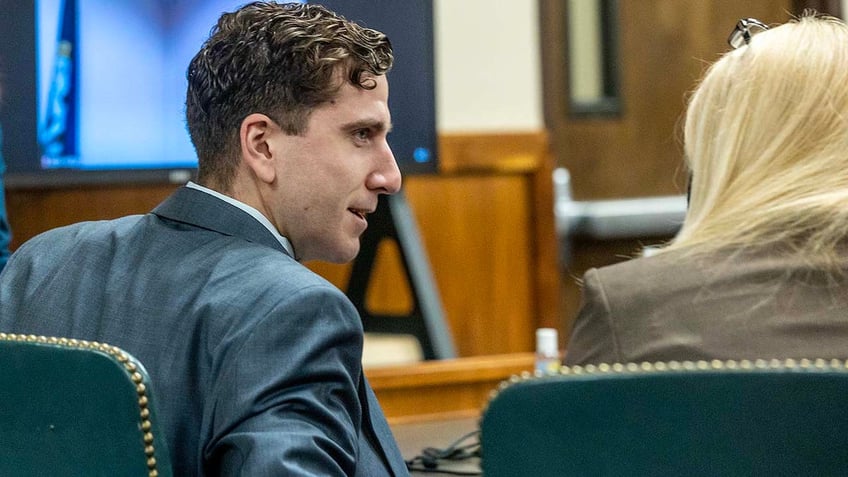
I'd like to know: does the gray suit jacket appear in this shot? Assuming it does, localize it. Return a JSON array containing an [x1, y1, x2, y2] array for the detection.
[[565, 248, 848, 366], [0, 187, 408, 476]]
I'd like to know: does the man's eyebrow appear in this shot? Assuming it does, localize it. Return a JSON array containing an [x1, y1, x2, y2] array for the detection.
[[343, 119, 393, 133]]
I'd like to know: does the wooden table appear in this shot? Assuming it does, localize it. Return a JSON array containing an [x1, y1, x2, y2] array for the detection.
[[366, 352, 535, 422], [366, 353, 536, 475], [392, 416, 482, 475]]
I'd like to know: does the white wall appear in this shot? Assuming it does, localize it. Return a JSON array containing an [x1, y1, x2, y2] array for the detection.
[[434, 0, 544, 133]]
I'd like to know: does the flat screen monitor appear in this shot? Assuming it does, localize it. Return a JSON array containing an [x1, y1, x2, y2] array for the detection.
[[0, 0, 437, 188]]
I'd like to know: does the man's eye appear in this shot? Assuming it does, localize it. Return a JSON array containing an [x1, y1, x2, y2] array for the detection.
[[354, 129, 370, 141]]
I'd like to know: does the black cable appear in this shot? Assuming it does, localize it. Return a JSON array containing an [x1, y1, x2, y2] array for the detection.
[[405, 430, 482, 475]]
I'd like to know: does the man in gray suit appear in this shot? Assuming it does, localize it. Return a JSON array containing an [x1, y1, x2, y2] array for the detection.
[[0, 2, 408, 475]]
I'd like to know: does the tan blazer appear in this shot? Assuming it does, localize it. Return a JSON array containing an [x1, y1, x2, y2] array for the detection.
[[565, 248, 848, 366]]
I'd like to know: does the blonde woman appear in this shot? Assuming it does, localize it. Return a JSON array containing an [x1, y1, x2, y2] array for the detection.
[[566, 13, 848, 365]]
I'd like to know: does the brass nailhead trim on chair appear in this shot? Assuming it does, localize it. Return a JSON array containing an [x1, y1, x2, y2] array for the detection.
[[485, 357, 848, 415], [0, 333, 162, 477]]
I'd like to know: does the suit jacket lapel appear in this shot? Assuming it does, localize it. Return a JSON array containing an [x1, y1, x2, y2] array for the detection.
[[152, 186, 292, 257]]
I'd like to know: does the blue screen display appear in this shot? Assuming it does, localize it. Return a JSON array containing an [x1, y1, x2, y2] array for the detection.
[[1, 0, 436, 187], [36, 0, 267, 171]]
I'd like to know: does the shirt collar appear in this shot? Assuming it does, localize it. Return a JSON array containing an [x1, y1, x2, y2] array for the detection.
[[186, 181, 296, 258]]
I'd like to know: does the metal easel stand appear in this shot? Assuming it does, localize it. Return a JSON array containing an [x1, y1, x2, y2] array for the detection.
[[347, 191, 457, 360]]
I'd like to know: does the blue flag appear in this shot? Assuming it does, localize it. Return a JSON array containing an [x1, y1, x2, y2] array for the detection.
[[39, 0, 78, 161]]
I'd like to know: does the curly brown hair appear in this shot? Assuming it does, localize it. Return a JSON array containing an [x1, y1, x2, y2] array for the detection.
[[185, 1, 393, 189]]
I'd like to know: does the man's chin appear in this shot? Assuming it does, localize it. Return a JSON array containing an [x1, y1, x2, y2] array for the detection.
[[295, 237, 362, 264], [323, 243, 361, 265]]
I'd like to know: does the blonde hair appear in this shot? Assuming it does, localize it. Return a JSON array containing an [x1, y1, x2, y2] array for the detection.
[[661, 13, 848, 268]]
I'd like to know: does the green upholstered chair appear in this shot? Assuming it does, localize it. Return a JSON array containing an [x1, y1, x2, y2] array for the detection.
[[0, 334, 172, 477], [480, 358, 848, 477]]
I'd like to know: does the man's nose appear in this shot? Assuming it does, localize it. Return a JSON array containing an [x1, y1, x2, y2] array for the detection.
[[370, 143, 402, 194]]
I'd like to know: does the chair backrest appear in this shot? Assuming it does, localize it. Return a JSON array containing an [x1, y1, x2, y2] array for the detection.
[[0, 333, 172, 477], [480, 359, 848, 477]]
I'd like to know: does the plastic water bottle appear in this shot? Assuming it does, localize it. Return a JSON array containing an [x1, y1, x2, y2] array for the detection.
[[535, 328, 561, 375]]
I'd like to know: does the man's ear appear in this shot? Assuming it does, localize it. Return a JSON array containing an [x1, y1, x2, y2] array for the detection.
[[240, 113, 277, 184]]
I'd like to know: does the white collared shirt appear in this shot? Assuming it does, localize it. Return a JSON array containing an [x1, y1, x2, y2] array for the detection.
[[186, 181, 296, 258]]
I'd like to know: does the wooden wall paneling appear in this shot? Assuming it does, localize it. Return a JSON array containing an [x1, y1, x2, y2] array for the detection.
[[437, 132, 548, 174], [529, 150, 561, 333], [407, 173, 536, 356], [439, 131, 563, 347], [6, 184, 178, 250]]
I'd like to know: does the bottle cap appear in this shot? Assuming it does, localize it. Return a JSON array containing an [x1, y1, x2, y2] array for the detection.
[[536, 328, 559, 356]]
